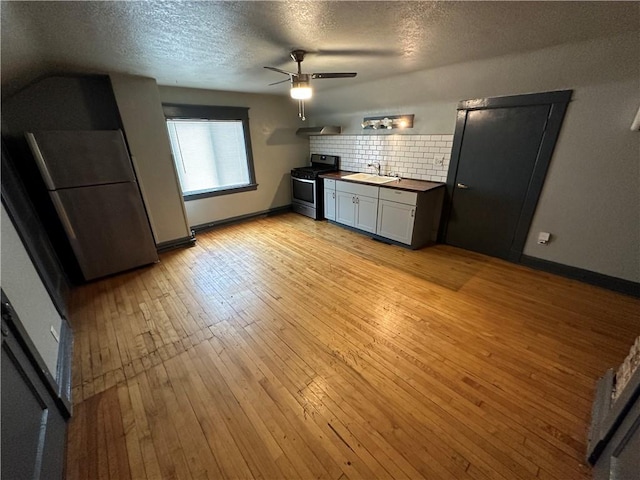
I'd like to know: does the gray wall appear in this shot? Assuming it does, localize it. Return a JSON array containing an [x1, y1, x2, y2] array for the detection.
[[1, 205, 62, 375], [110, 74, 191, 244], [158, 86, 310, 227], [310, 33, 639, 282]]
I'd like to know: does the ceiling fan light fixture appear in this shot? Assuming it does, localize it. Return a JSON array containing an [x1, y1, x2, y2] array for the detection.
[[265, 50, 357, 119], [290, 79, 312, 100]]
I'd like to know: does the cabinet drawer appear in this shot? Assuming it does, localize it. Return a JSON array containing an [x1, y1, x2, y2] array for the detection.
[[324, 179, 336, 189], [379, 188, 417, 205], [336, 180, 379, 198]]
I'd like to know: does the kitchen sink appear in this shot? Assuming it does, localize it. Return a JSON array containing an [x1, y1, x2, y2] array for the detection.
[[342, 173, 399, 184]]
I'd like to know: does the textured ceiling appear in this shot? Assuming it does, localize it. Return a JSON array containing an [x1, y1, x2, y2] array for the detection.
[[1, 1, 638, 98]]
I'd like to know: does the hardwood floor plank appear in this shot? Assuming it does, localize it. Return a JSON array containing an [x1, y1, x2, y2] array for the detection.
[[102, 386, 132, 480], [150, 357, 223, 479], [66, 213, 638, 479], [168, 350, 256, 480], [116, 382, 147, 480], [136, 369, 193, 480], [186, 343, 289, 479], [125, 376, 164, 479]]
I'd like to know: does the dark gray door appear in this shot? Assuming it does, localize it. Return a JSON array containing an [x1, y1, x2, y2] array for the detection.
[[443, 91, 571, 261], [1, 296, 67, 480]]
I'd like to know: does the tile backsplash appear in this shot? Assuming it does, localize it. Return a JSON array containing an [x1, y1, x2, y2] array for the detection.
[[310, 134, 453, 183]]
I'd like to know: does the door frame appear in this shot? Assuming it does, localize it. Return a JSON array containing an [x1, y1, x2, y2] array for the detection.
[[440, 90, 572, 262]]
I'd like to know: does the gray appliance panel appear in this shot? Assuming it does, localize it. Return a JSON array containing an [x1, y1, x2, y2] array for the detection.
[[50, 183, 158, 281], [27, 130, 135, 189], [310, 154, 339, 167]]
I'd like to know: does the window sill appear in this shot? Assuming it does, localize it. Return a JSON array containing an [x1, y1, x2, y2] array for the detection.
[[182, 183, 258, 201]]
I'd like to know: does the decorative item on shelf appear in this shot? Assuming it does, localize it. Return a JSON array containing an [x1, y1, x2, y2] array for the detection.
[[361, 114, 414, 130]]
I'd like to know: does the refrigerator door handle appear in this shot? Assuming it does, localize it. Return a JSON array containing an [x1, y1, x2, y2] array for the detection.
[[25, 133, 56, 190], [49, 192, 77, 241]]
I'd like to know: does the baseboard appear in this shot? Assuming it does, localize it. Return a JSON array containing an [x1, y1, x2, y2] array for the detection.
[[191, 205, 292, 233], [156, 233, 196, 253], [520, 255, 640, 298], [56, 317, 73, 414]]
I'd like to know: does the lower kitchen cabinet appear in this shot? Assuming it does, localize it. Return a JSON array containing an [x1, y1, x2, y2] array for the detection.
[[336, 190, 356, 225], [377, 199, 415, 244], [335, 181, 379, 233], [376, 187, 419, 245], [323, 179, 336, 221], [354, 194, 378, 233], [329, 178, 445, 249]]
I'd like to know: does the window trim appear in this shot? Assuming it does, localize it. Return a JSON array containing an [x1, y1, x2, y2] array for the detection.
[[162, 103, 257, 201]]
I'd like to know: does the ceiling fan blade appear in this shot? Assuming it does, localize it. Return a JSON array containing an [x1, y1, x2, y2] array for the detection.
[[268, 78, 291, 86], [311, 73, 358, 79], [315, 48, 398, 57], [264, 66, 295, 76]]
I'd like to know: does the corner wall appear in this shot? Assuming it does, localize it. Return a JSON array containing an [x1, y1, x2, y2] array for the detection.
[[110, 74, 191, 244], [309, 33, 640, 282], [1, 205, 62, 375]]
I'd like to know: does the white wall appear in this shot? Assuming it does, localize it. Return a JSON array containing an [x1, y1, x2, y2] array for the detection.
[[158, 86, 310, 227], [1, 205, 62, 375], [110, 74, 191, 244], [309, 33, 640, 282]]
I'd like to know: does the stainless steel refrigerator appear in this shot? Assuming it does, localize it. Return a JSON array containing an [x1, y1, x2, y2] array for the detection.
[[25, 130, 158, 281]]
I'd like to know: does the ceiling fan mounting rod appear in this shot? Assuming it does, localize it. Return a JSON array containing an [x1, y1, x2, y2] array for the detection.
[[291, 49, 306, 75]]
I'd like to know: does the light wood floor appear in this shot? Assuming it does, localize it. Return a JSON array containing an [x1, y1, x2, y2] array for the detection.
[[66, 213, 639, 480]]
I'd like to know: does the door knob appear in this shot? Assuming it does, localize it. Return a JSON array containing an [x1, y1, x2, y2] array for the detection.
[[456, 183, 469, 189]]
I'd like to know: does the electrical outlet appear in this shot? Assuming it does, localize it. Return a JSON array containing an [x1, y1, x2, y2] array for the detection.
[[50, 325, 60, 343], [434, 154, 445, 166], [537, 232, 551, 245]]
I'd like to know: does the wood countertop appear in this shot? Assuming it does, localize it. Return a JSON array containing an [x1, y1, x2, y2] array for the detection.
[[320, 171, 445, 193]]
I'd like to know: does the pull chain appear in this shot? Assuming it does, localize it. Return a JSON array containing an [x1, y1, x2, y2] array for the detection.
[[298, 100, 306, 121]]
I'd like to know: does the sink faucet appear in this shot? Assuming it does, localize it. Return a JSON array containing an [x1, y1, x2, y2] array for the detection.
[[367, 162, 381, 176]]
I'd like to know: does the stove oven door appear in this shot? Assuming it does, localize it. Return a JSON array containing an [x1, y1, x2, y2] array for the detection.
[[292, 177, 316, 208], [291, 176, 321, 219]]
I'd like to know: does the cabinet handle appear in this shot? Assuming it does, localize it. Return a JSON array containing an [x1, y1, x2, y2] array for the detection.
[[332, 192, 335, 199], [456, 183, 469, 189], [352, 196, 355, 203], [356, 197, 359, 204], [411, 209, 415, 217]]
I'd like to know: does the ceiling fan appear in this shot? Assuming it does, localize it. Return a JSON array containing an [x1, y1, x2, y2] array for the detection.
[[264, 49, 357, 120]]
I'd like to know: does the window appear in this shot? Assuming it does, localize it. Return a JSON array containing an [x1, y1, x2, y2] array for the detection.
[[163, 104, 257, 200]]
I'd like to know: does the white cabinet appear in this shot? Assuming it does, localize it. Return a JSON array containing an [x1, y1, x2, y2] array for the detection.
[[377, 200, 415, 244], [376, 188, 418, 245], [323, 179, 336, 221], [334, 181, 379, 233], [329, 178, 444, 249], [336, 190, 356, 225], [354, 194, 378, 233]]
